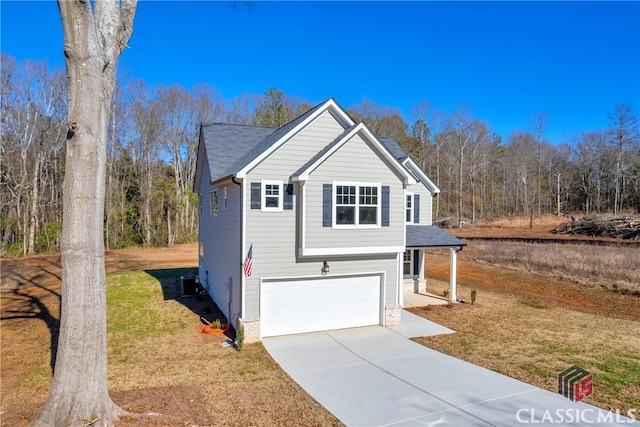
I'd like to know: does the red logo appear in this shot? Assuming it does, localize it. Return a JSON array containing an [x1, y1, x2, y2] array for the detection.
[[558, 365, 593, 402]]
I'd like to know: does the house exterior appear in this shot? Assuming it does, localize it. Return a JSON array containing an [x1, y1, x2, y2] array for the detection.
[[194, 99, 465, 342]]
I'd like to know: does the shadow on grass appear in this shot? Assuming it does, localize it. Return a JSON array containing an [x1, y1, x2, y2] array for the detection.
[[0, 262, 61, 373], [144, 268, 235, 341]]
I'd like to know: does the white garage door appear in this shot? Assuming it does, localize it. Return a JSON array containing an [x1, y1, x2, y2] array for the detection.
[[261, 275, 381, 337]]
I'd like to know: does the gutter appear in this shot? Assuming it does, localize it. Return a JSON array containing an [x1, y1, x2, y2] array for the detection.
[[231, 176, 244, 325]]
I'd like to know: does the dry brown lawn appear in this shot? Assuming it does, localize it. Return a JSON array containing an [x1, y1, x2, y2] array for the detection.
[[417, 252, 640, 413], [2, 231, 639, 425], [1, 246, 341, 426]]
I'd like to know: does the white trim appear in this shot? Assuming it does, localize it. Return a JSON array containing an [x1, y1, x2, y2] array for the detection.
[[405, 191, 414, 224], [402, 158, 440, 194], [333, 181, 381, 229], [299, 245, 405, 257], [261, 180, 283, 212], [402, 248, 414, 277], [397, 251, 403, 307], [212, 189, 219, 215], [240, 180, 247, 320], [261, 271, 386, 283], [300, 182, 307, 251], [293, 122, 416, 185], [260, 272, 385, 336], [236, 99, 355, 178]]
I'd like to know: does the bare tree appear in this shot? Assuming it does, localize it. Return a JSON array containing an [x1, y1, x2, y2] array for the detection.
[[446, 105, 476, 229], [529, 111, 548, 224], [30, 1, 137, 426], [253, 87, 299, 127], [608, 104, 639, 215], [0, 58, 66, 255], [131, 81, 161, 246]]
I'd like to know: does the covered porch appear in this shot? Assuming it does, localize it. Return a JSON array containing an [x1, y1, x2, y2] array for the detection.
[[401, 225, 467, 306]]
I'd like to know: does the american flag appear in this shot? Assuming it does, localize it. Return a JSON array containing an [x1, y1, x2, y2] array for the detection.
[[243, 245, 253, 277]]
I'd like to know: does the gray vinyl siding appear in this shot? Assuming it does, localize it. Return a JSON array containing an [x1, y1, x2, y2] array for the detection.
[[305, 133, 406, 248], [407, 182, 434, 225], [197, 152, 242, 321], [251, 110, 347, 174], [243, 244, 399, 318], [242, 113, 403, 318]]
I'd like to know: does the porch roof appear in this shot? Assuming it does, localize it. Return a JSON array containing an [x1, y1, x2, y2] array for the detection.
[[406, 225, 467, 249]]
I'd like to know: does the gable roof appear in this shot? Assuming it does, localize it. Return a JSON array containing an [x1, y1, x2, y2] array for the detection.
[[195, 98, 438, 192], [199, 123, 275, 183], [378, 137, 408, 161], [292, 122, 416, 185], [198, 98, 356, 185], [378, 137, 441, 194]]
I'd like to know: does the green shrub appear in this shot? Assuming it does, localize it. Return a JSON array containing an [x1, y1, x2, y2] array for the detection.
[[235, 324, 245, 351]]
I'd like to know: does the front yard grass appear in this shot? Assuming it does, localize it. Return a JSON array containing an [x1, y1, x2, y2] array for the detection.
[[2, 268, 341, 426], [106, 268, 341, 426], [412, 279, 640, 414]]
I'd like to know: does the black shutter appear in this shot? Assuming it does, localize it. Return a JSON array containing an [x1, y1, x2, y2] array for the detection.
[[322, 184, 332, 227], [381, 185, 390, 226], [250, 182, 261, 209], [284, 183, 294, 210], [413, 250, 420, 276], [413, 194, 420, 224]]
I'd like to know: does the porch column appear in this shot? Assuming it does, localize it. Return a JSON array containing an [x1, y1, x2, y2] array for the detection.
[[449, 247, 458, 302], [416, 249, 426, 293]]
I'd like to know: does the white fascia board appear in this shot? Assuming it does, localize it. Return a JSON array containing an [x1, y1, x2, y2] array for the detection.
[[240, 179, 247, 318], [299, 245, 405, 257], [261, 271, 385, 283], [295, 123, 417, 185], [402, 158, 441, 194], [236, 99, 354, 179]]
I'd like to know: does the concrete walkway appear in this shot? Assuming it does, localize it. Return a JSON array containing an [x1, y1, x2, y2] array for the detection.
[[263, 315, 638, 426], [402, 292, 450, 308]]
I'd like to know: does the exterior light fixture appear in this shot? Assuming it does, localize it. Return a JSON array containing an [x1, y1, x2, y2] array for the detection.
[[321, 261, 330, 275]]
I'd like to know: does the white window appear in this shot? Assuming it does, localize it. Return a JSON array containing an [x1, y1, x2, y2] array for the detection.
[[211, 190, 218, 215], [405, 193, 413, 223], [403, 250, 413, 276], [334, 182, 380, 228], [262, 180, 283, 212]]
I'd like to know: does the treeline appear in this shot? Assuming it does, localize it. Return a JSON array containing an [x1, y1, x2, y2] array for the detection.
[[1, 55, 639, 255]]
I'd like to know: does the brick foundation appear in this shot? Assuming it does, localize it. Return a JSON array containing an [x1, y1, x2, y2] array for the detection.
[[237, 318, 261, 343], [385, 305, 401, 327]]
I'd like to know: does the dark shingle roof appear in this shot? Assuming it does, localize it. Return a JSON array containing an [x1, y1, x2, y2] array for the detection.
[[379, 137, 408, 161], [406, 225, 467, 248], [200, 123, 275, 181], [201, 102, 327, 182]]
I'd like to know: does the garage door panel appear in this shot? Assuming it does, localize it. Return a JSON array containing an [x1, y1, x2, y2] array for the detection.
[[261, 275, 381, 337]]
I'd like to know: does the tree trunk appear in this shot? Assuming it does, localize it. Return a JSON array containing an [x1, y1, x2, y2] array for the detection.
[[167, 206, 173, 247], [30, 1, 136, 426], [27, 155, 41, 254], [458, 143, 463, 229]]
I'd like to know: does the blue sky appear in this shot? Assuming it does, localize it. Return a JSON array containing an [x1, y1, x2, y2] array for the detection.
[[2, 1, 639, 144]]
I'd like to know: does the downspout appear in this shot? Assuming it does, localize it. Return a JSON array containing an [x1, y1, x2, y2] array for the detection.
[[232, 177, 244, 326]]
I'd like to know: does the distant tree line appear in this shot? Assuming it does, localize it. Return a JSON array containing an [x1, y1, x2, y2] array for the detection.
[[2, 55, 639, 255]]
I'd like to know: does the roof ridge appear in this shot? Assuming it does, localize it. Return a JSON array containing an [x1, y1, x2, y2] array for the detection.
[[200, 121, 276, 130]]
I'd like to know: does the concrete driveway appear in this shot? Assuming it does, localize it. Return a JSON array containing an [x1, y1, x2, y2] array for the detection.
[[263, 313, 637, 426]]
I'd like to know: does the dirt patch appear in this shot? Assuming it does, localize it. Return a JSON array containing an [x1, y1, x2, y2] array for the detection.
[[2, 226, 638, 423], [1, 244, 341, 426], [424, 251, 639, 321]]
